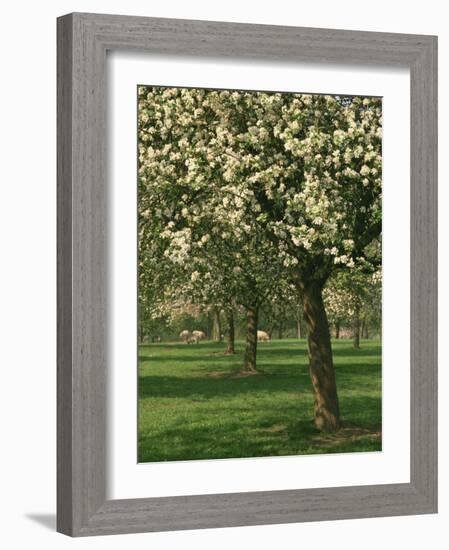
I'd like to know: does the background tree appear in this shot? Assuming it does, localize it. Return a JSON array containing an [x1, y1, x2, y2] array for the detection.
[[324, 268, 382, 346]]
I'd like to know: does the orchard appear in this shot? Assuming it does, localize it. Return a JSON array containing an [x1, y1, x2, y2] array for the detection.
[[138, 86, 382, 433]]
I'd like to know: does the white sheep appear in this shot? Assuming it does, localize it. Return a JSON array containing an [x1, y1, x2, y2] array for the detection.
[[257, 330, 271, 342], [179, 330, 191, 343], [191, 330, 206, 344]]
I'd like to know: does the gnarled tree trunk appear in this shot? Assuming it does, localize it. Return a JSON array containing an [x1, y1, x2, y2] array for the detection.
[[302, 281, 340, 432], [243, 305, 258, 372], [225, 307, 235, 354]]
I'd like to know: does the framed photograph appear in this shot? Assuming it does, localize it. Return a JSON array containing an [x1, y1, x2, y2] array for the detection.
[[57, 12, 437, 536]]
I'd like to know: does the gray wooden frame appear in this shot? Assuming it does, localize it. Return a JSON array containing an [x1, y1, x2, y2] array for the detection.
[[57, 12, 438, 537]]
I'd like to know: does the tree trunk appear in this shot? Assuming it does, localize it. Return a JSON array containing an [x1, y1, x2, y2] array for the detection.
[[362, 317, 369, 339], [302, 282, 340, 432], [139, 324, 144, 344], [353, 306, 361, 349], [335, 320, 340, 339], [243, 306, 258, 372], [296, 316, 302, 339], [360, 316, 365, 343], [277, 306, 285, 339], [207, 311, 213, 339], [225, 307, 235, 354], [212, 308, 222, 342]]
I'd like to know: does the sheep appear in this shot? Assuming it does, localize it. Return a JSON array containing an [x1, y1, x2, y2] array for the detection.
[[179, 330, 191, 343], [257, 330, 271, 342], [191, 330, 206, 343]]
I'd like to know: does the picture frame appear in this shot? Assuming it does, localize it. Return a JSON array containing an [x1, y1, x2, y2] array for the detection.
[[57, 12, 437, 536]]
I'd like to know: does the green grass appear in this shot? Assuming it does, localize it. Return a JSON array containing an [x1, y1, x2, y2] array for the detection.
[[138, 339, 382, 462]]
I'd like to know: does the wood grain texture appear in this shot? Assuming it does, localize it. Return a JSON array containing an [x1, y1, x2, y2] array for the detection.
[[57, 13, 74, 536], [409, 37, 438, 508], [57, 12, 438, 536]]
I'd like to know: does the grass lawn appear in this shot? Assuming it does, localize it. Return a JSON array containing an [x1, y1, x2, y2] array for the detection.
[[138, 339, 382, 462]]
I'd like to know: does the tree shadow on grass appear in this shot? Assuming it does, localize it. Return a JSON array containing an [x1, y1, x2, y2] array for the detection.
[[331, 346, 381, 358], [335, 365, 382, 394], [139, 343, 381, 374], [138, 378, 381, 462], [139, 361, 380, 403], [138, 404, 310, 462], [140, 345, 306, 366], [139, 354, 235, 364], [338, 395, 382, 430], [139, 371, 312, 400], [138, 397, 381, 463]]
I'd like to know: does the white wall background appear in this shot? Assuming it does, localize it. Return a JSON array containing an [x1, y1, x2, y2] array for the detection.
[[0, 1, 445, 548]]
